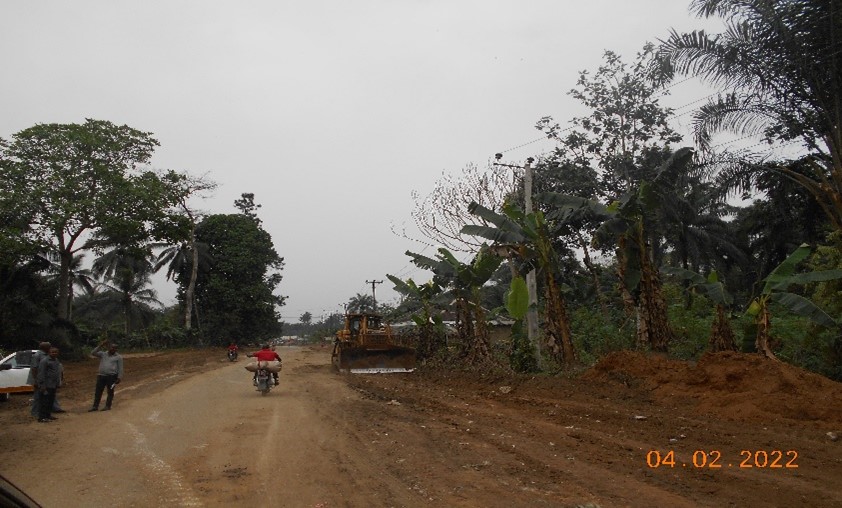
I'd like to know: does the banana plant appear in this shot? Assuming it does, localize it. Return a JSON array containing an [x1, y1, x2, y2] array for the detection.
[[747, 243, 842, 360], [540, 147, 695, 353], [462, 202, 577, 367], [403, 246, 502, 365], [505, 275, 539, 372], [386, 275, 446, 359], [662, 267, 737, 352]]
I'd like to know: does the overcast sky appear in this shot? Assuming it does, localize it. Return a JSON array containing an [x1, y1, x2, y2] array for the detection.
[[1, 1, 720, 323]]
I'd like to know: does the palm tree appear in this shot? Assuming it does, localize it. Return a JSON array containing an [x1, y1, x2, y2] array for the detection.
[[731, 163, 831, 284], [90, 271, 162, 337], [653, 171, 748, 309], [346, 293, 375, 313], [656, 0, 842, 230], [154, 173, 217, 332], [39, 251, 96, 320], [299, 312, 312, 325], [91, 246, 161, 335], [154, 236, 212, 331]]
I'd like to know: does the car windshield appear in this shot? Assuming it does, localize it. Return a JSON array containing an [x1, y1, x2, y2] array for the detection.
[[12, 351, 35, 368]]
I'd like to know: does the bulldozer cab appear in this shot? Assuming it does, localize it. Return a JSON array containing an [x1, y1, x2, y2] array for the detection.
[[332, 313, 415, 373], [348, 315, 363, 337]]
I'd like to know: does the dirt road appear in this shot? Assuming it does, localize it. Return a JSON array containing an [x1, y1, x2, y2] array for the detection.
[[4, 346, 424, 507], [2, 346, 841, 507]]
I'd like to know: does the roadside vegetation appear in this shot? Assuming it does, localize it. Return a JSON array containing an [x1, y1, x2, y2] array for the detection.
[[2, 0, 841, 382]]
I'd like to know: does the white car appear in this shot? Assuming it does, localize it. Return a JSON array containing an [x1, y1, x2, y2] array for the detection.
[[0, 350, 38, 402]]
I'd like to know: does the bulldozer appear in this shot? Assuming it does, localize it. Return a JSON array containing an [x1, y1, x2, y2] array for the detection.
[[332, 313, 416, 373]]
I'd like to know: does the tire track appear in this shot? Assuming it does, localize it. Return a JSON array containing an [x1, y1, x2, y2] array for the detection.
[[127, 422, 203, 507]]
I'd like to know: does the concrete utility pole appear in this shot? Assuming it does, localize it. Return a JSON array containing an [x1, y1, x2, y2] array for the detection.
[[366, 279, 383, 311], [494, 154, 541, 369]]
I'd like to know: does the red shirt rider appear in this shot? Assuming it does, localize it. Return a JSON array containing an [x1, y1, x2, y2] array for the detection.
[[251, 347, 281, 362], [249, 345, 281, 385], [228, 343, 238, 351]]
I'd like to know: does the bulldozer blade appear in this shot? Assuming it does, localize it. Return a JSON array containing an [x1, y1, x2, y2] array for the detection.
[[334, 346, 416, 374]]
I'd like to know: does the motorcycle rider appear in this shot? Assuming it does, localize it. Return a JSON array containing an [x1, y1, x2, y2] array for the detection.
[[227, 342, 238, 360], [247, 344, 281, 385]]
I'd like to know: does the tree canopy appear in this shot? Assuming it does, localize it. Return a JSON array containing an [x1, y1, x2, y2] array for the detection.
[[192, 211, 285, 344], [656, 0, 842, 229], [0, 119, 188, 320]]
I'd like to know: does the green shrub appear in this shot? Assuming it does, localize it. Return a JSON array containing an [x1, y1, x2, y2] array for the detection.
[[569, 306, 634, 365]]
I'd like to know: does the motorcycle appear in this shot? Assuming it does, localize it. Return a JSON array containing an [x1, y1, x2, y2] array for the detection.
[[255, 367, 272, 395], [227, 349, 238, 362]]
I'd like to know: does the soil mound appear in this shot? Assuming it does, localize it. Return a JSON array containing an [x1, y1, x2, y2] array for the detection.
[[585, 350, 842, 426]]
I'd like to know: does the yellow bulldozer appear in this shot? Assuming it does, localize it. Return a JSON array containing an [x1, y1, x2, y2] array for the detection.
[[331, 313, 416, 373]]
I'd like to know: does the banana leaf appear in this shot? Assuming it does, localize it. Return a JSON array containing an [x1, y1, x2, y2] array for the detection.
[[769, 292, 838, 328], [405, 250, 457, 278], [387, 274, 413, 295], [537, 192, 610, 217], [661, 266, 706, 285], [769, 269, 842, 291], [762, 243, 811, 294], [467, 202, 523, 235], [661, 267, 732, 305], [461, 224, 525, 245], [506, 276, 529, 320], [652, 147, 695, 189]]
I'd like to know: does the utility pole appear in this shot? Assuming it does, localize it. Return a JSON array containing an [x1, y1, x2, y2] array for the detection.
[[366, 279, 383, 311], [494, 154, 541, 369]]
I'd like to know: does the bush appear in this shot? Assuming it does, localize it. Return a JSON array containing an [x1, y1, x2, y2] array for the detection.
[[569, 306, 634, 365], [508, 320, 539, 373]]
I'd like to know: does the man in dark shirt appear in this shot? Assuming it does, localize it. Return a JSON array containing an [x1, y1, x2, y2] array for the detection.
[[36, 347, 62, 423], [27, 341, 65, 418]]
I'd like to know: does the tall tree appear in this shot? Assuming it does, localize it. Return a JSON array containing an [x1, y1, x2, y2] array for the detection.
[[193, 212, 285, 344], [154, 174, 217, 331], [656, 0, 842, 230], [0, 257, 56, 349], [731, 163, 830, 286], [538, 44, 683, 200], [0, 119, 186, 321], [537, 48, 691, 358]]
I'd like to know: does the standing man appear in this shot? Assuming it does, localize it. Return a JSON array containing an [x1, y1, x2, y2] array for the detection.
[[27, 341, 65, 419], [36, 347, 63, 423], [88, 340, 123, 412]]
